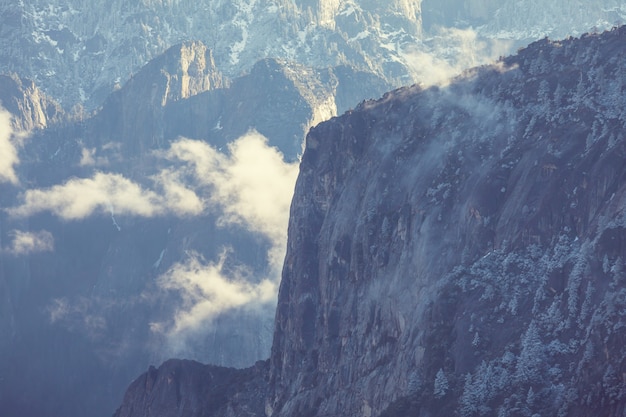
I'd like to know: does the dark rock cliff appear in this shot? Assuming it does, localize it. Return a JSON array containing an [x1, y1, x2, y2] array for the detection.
[[117, 26, 626, 417], [113, 359, 269, 417], [269, 26, 626, 417]]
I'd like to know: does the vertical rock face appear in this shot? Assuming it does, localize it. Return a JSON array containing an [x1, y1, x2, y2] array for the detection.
[[267, 26, 626, 417]]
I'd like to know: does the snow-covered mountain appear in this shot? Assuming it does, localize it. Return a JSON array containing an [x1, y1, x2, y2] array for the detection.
[[0, 0, 420, 108], [2, 0, 624, 109]]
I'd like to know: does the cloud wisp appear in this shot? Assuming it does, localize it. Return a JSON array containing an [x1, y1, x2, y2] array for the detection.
[[150, 249, 277, 355], [7, 171, 204, 220], [4, 229, 54, 255], [403, 26, 513, 87], [165, 131, 299, 268]]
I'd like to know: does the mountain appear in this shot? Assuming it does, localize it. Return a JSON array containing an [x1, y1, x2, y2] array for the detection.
[[0, 40, 346, 417], [0, 0, 420, 109], [114, 26, 626, 417], [1, 0, 624, 110], [2, 2, 626, 417], [0, 74, 65, 131]]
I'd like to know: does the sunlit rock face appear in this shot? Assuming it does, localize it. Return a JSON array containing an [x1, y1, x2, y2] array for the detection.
[[113, 26, 626, 417], [0, 74, 65, 131]]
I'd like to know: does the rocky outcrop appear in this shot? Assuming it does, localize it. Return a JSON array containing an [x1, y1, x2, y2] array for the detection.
[[113, 359, 268, 417], [89, 41, 225, 155], [114, 27, 626, 417], [0, 74, 64, 131]]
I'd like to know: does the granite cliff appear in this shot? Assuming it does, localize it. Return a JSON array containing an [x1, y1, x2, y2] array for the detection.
[[115, 26, 626, 417], [0, 74, 64, 131]]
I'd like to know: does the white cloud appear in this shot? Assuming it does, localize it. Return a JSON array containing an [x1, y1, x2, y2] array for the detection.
[[166, 131, 299, 269], [79, 147, 96, 166], [0, 107, 21, 184], [4, 229, 54, 255], [10, 132, 297, 244], [403, 27, 513, 87], [8, 172, 162, 219], [151, 168, 205, 217], [79, 147, 109, 167], [150, 250, 277, 355], [151, 132, 299, 350], [9, 131, 298, 351], [7, 171, 204, 219]]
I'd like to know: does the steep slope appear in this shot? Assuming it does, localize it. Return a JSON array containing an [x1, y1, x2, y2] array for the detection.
[[116, 26, 626, 417], [269, 26, 626, 417]]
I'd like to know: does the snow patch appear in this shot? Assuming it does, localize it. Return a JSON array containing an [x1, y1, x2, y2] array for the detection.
[[349, 30, 370, 42], [153, 249, 166, 269], [229, 0, 257, 65], [339, 6, 355, 17]]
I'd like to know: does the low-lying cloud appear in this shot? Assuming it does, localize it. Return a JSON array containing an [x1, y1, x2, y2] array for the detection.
[[151, 249, 277, 355], [4, 229, 54, 255], [7, 171, 204, 219], [165, 131, 299, 268], [10, 130, 299, 354], [151, 132, 299, 351], [0, 107, 21, 184], [404, 26, 513, 86], [8, 132, 297, 248]]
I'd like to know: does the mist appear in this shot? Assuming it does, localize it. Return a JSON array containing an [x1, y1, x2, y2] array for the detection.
[[404, 26, 513, 86]]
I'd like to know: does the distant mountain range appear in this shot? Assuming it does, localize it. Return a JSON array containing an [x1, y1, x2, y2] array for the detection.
[[1, 0, 623, 109]]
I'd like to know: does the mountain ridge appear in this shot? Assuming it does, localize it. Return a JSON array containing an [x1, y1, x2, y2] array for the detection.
[[2, 0, 624, 109], [113, 25, 626, 417]]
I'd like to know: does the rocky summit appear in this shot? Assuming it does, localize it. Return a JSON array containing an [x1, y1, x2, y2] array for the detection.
[[115, 26, 626, 417]]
